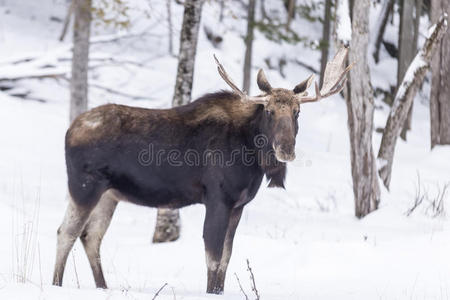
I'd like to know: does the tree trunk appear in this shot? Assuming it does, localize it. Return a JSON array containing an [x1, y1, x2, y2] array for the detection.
[[430, 0, 450, 147], [373, 0, 395, 63], [334, 0, 352, 101], [242, 0, 256, 93], [153, 0, 204, 244], [171, 0, 204, 107], [167, 0, 174, 55], [378, 15, 447, 188], [152, 208, 181, 243], [286, 0, 296, 30], [219, 0, 225, 22], [398, 0, 422, 140], [320, 0, 332, 88], [346, 0, 380, 218], [70, 0, 91, 122]]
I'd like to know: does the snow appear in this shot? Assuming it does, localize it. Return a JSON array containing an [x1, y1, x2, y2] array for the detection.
[[391, 51, 427, 114], [377, 157, 388, 170], [1, 1, 450, 299], [336, 0, 352, 44]]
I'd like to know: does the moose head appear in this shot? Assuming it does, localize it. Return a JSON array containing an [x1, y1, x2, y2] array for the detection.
[[214, 47, 352, 163]]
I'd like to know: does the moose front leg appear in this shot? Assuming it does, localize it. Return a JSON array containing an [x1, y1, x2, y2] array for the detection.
[[215, 206, 243, 293], [203, 200, 231, 294]]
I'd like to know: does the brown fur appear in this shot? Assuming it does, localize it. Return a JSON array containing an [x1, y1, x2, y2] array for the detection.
[[67, 92, 264, 148]]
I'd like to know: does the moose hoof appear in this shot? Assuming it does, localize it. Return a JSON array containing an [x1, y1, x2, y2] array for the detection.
[[206, 286, 224, 295]]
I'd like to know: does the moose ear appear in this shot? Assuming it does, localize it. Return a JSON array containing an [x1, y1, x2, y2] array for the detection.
[[293, 74, 315, 94], [256, 69, 272, 93]]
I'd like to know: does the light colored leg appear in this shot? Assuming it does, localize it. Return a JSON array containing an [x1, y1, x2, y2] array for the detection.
[[80, 190, 118, 289], [53, 200, 92, 286]]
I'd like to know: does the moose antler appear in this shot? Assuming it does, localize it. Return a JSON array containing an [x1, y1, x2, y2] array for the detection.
[[213, 54, 269, 104], [297, 47, 353, 103], [214, 47, 352, 105]]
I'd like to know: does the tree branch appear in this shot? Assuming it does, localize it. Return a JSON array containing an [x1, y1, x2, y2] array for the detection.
[[246, 259, 260, 300], [373, 0, 395, 63], [377, 14, 448, 189], [234, 273, 249, 300], [59, 1, 74, 42], [89, 81, 152, 100], [151, 283, 168, 300]]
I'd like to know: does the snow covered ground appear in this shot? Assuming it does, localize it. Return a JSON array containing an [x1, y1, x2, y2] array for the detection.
[[0, 1, 449, 299]]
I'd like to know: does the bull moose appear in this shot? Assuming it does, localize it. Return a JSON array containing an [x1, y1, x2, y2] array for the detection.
[[53, 48, 351, 294]]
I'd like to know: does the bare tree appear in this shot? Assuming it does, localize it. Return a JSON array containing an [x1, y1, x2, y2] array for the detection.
[[373, 0, 395, 63], [346, 0, 380, 218], [242, 0, 256, 93], [59, 1, 75, 42], [320, 0, 332, 88], [378, 15, 447, 188], [153, 0, 204, 243], [333, 0, 351, 101], [398, 0, 422, 140], [219, 0, 225, 22], [171, 0, 204, 107], [166, 0, 174, 55], [430, 0, 450, 147], [286, 0, 296, 30], [70, 0, 92, 122]]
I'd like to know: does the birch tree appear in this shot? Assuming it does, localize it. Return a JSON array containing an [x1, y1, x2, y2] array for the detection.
[[166, 0, 174, 55], [320, 0, 332, 88], [346, 0, 380, 218], [70, 0, 92, 122], [242, 0, 256, 93], [430, 0, 450, 147], [153, 0, 204, 243]]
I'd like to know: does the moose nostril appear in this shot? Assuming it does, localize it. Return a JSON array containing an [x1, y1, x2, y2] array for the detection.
[[282, 144, 295, 154]]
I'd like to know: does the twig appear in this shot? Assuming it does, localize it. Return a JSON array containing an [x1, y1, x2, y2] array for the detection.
[[171, 286, 176, 300], [234, 273, 249, 300], [152, 282, 168, 300], [290, 58, 319, 74], [405, 172, 426, 216], [58, 56, 148, 68], [59, 1, 74, 42], [89, 82, 152, 100], [246, 259, 260, 300], [72, 250, 80, 289], [38, 243, 43, 291], [90, 31, 157, 45], [0, 68, 68, 82], [0, 30, 152, 68], [0, 89, 47, 103], [58, 76, 152, 100]]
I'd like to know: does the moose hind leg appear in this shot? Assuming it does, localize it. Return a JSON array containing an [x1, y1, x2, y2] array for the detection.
[[203, 201, 231, 294], [79, 190, 118, 289], [53, 200, 93, 286], [215, 207, 243, 293]]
